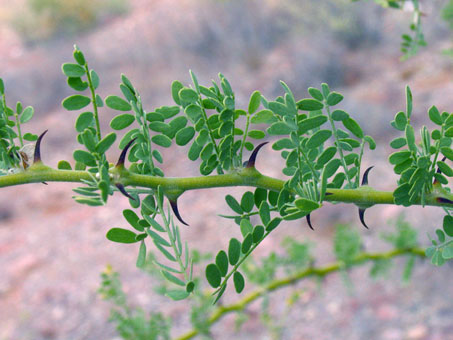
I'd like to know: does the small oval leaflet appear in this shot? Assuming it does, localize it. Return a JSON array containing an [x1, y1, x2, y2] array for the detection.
[[215, 251, 229, 277], [110, 114, 135, 130], [228, 238, 241, 265], [105, 95, 132, 111], [106, 228, 138, 243], [205, 264, 222, 288], [233, 271, 245, 293], [62, 95, 91, 111], [175, 126, 195, 146]]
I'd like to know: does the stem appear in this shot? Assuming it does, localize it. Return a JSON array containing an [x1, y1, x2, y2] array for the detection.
[[176, 247, 425, 340], [85, 66, 102, 141], [14, 113, 23, 148], [239, 114, 250, 163], [325, 105, 353, 187], [2, 166, 452, 208], [158, 199, 188, 280]]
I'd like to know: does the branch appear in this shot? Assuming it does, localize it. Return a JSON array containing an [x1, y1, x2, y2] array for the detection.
[[0, 167, 452, 208], [176, 247, 425, 340]]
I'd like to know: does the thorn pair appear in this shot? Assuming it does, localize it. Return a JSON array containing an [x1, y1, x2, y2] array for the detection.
[[115, 138, 189, 226]]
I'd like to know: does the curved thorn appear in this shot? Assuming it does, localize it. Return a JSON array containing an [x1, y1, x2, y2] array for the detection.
[[33, 130, 48, 163], [245, 142, 269, 168], [42, 182, 48, 185], [116, 138, 137, 167], [437, 197, 453, 205], [115, 183, 135, 200], [170, 200, 189, 226], [433, 157, 447, 185], [361, 166, 374, 186], [324, 192, 333, 196], [306, 214, 314, 230], [358, 208, 369, 229]]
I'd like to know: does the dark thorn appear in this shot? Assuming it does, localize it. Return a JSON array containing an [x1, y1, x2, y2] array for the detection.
[[170, 200, 189, 226], [437, 197, 453, 205], [42, 182, 48, 185], [33, 130, 48, 164], [361, 166, 374, 186], [325, 192, 333, 196], [115, 183, 135, 200], [358, 208, 369, 229], [433, 157, 447, 185], [116, 138, 137, 167], [306, 214, 314, 230], [245, 142, 269, 168]]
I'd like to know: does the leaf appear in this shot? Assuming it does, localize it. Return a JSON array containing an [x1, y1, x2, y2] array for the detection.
[[251, 110, 276, 124], [67, 77, 88, 92], [161, 270, 185, 286], [443, 215, 453, 237], [96, 132, 116, 154], [389, 151, 412, 165], [259, 201, 270, 226], [441, 147, 453, 161], [62, 63, 85, 77], [175, 126, 195, 146], [105, 95, 132, 111], [294, 198, 320, 212], [390, 137, 407, 149], [225, 195, 243, 214], [106, 228, 138, 243], [240, 219, 253, 237], [228, 238, 241, 265], [442, 244, 453, 259], [110, 114, 135, 130], [252, 225, 265, 243], [205, 264, 222, 288], [428, 106, 443, 125], [152, 134, 172, 148], [171, 81, 184, 105], [248, 90, 261, 114], [405, 125, 416, 153], [298, 115, 328, 134], [62, 95, 91, 111], [57, 160, 72, 170], [254, 188, 267, 208], [240, 191, 254, 213], [431, 250, 445, 266], [90, 70, 100, 89], [266, 217, 282, 232], [267, 122, 292, 135], [73, 150, 96, 166], [306, 130, 332, 149], [20, 106, 34, 124], [166, 290, 190, 301], [136, 241, 146, 268], [241, 233, 253, 253], [436, 229, 446, 243], [406, 85, 412, 118], [186, 281, 195, 293], [364, 135, 376, 150], [233, 271, 245, 293], [247, 130, 265, 139], [123, 209, 141, 231], [326, 92, 343, 106], [343, 118, 363, 138], [23, 133, 38, 141], [296, 99, 324, 111], [331, 109, 349, 121], [179, 88, 199, 103], [316, 146, 337, 167], [215, 250, 229, 277], [75, 111, 94, 132], [308, 87, 323, 101]]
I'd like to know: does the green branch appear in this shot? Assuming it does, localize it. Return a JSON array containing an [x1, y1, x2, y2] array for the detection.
[[0, 165, 452, 208], [176, 247, 425, 340]]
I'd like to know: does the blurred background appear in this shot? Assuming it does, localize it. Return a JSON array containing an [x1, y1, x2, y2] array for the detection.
[[1, 0, 453, 339]]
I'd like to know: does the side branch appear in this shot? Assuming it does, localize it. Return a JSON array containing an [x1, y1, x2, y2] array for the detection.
[[176, 247, 425, 340], [0, 167, 452, 208]]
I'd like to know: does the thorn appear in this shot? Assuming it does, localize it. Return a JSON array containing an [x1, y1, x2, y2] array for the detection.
[[361, 166, 374, 186], [115, 183, 135, 200], [116, 138, 136, 168], [170, 200, 189, 226], [437, 197, 453, 205], [433, 157, 447, 185], [245, 142, 268, 168], [306, 214, 314, 230], [42, 182, 48, 185], [33, 130, 48, 164], [325, 192, 333, 196], [358, 207, 369, 229]]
